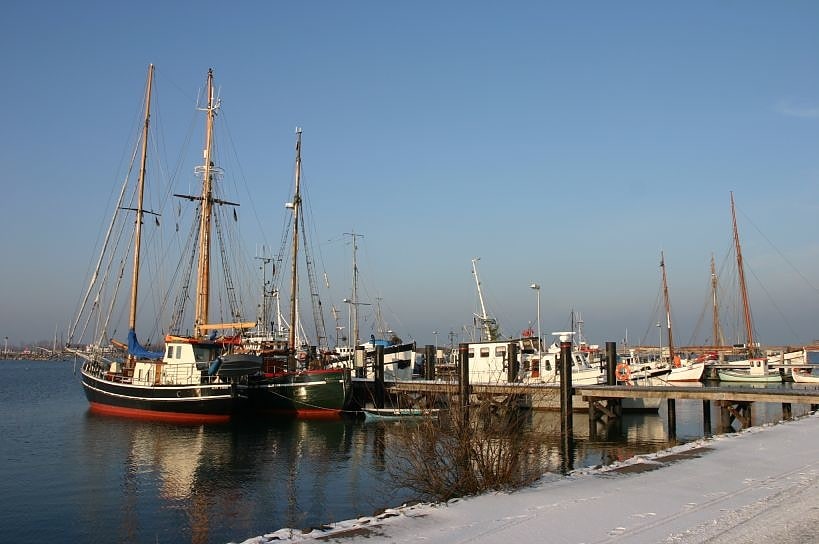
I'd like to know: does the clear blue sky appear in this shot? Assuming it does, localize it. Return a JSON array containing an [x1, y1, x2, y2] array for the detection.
[[2, 1, 818, 349]]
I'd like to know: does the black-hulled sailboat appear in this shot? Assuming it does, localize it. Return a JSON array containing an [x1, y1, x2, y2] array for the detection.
[[240, 129, 351, 417], [67, 66, 261, 422]]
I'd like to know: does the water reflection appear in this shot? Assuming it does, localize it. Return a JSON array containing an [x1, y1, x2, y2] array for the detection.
[[79, 413, 400, 544], [76, 395, 813, 543]]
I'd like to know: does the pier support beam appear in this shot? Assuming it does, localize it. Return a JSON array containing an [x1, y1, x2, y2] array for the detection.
[[703, 400, 712, 437], [782, 403, 792, 420]]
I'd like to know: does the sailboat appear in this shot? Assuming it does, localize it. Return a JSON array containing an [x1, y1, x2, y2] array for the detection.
[[659, 252, 706, 382], [68, 66, 262, 422], [328, 233, 416, 381], [717, 193, 782, 383], [240, 129, 352, 417]]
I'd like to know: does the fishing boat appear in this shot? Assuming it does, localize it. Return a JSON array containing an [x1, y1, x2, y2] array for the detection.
[[68, 66, 261, 422], [792, 368, 819, 384], [718, 359, 783, 383], [240, 129, 351, 417]]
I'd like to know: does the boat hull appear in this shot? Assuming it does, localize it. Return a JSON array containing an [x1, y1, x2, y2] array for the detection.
[[667, 363, 706, 382], [717, 369, 782, 383], [363, 407, 440, 422], [792, 370, 819, 384], [81, 364, 237, 423], [242, 368, 352, 418]]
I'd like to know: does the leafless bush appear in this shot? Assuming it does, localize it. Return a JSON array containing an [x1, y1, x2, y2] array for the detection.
[[384, 393, 551, 502]]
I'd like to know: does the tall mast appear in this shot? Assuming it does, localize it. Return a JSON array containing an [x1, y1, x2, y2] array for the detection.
[[194, 68, 217, 337], [128, 64, 154, 336], [710, 253, 724, 346], [660, 251, 675, 362], [731, 192, 755, 353], [348, 232, 362, 347], [287, 128, 303, 371]]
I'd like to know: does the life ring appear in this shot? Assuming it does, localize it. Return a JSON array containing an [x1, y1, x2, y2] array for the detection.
[[615, 362, 631, 382]]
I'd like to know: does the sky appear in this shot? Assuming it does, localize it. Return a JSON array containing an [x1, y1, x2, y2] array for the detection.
[[1, 1, 818, 349]]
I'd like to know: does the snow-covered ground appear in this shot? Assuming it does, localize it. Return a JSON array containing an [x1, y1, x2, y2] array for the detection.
[[239, 412, 819, 544]]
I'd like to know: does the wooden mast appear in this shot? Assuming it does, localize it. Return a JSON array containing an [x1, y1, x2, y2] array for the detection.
[[660, 251, 676, 365], [194, 69, 217, 338], [710, 253, 724, 346], [731, 191, 756, 354], [128, 64, 153, 339], [287, 128, 303, 371]]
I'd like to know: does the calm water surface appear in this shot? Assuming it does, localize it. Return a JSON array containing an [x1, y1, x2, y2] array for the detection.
[[0, 360, 808, 544]]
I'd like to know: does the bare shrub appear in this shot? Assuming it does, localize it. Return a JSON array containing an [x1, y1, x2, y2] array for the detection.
[[384, 394, 550, 502]]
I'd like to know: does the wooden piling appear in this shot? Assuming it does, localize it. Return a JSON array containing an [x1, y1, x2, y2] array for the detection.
[[424, 344, 435, 380], [374, 345, 385, 409], [559, 340, 573, 438], [605, 341, 617, 386], [458, 343, 470, 416], [507, 342, 519, 383]]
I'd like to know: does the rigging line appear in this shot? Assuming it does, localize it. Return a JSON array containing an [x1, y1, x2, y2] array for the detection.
[[743, 262, 802, 344], [216, 110, 270, 253], [742, 211, 819, 300]]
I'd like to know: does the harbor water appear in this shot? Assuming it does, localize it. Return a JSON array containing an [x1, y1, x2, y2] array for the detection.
[[0, 359, 808, 544]]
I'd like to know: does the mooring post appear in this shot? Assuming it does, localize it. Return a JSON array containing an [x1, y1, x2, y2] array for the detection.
[[667, 398, 677, 440], [560, 338, 573, 438], [703, 400, 712, 437], [605, 341, 617, 386], [458, 342, 470, 417], [354, 345, 366, 379], [374, 345, 385, 409], [782, 403, 792, 420], [507, 342, 519, 383], [423, 344, 435, 380]]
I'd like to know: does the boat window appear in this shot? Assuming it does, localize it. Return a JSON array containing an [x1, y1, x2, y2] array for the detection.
[[193, 346, 213, 362], [480, 347, 490, 358], [175, 345, 182, 359], [468, 349, 475, 358], [166, 346, 173, 358], [495, 346, 506, 357]]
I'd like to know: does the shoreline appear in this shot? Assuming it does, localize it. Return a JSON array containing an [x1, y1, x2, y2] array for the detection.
[[240, 411, 819, 543]]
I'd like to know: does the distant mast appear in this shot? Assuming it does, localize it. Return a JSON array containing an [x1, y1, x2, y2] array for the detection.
[[660, 251, 675, 363], [731, 192, 756, 355], [710, 253, 724, 347], [128, 64, 154, 341], [287, 128, 303, 371]]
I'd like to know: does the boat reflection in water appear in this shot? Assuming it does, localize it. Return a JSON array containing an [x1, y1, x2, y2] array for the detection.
[[79, 412, 404, 544]]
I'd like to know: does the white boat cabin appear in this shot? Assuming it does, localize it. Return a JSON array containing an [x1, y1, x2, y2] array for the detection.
[[130, 339, 220, 386]]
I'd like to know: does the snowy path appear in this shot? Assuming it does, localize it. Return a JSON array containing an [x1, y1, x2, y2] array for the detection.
[[241, 413, 819, 544]]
